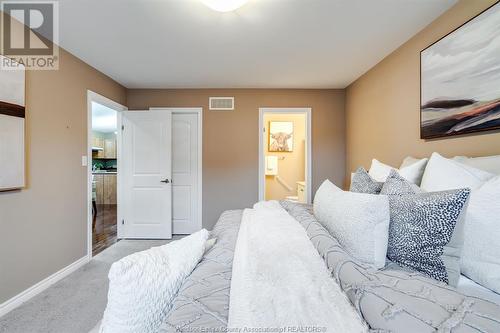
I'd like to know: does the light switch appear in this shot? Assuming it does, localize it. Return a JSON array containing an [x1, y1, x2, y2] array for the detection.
[[82, 156, 88, 167]]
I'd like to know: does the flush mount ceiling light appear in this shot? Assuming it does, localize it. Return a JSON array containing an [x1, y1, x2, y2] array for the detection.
[[200, 0, 249, 12]]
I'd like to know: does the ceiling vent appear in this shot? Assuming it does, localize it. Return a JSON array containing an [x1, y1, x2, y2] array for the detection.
[[209, 97, 234, 111]]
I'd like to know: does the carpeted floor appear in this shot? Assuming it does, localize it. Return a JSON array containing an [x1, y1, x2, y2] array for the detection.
[[0, 239, 181, 333]]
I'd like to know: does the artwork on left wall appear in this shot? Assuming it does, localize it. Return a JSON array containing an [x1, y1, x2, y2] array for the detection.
[[420, 2, 500, 139], [0, 55, 26, 191]]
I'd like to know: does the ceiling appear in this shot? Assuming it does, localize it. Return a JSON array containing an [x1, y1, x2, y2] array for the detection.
[[92, 102, 117, 133], [58, 0, 457, 89]]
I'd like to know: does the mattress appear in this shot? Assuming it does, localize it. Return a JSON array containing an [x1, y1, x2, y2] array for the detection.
[[160, 203, 500, 332]]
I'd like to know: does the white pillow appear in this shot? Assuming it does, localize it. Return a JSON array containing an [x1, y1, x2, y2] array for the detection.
[[461, 176, 500, 293], [420, 152, 495, 192], [99, 229, 210, 333], [400, 156, 424, 169], [453, 155, 500, 175], [420, 153, 499, 291], [368, 158, 428, 185], [313, 180, 390, 268], [368, 159, 394, 182]]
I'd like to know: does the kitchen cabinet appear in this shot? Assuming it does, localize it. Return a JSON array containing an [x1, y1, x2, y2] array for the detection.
[[104, 138, 116, 158], [94, 174, 104, 204], [104, 174, 117, 204], [93, 137, 105, 158], [92, 136, 101, 148], [94, 173, 116, 204], [92, 133, 116, 159]]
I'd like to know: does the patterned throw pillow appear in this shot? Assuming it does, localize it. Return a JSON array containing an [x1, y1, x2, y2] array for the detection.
[[350, 167, 383, 194], [382, 171, 470, 285]]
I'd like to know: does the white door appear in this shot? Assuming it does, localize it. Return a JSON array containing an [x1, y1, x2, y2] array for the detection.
[[172, 113, 200, 234], [121, 110, 172, 239]]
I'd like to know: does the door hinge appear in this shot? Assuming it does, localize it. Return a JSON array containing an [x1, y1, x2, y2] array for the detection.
[[122, 219, 125, 225], [263, 127, 266, 132], [121, 125, 124, 130]]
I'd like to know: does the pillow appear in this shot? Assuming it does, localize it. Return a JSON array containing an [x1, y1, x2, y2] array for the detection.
[[314, 179, 390, 268], [350, 167, 383, 194], [453, 155, 500, 175], [380, 170, 423, 196], [99, 229, 210, 333], [420, 152, 494, 192], [381, 171, 469, 286], [382, 172, 470, 285], [460, 176, 500, 293], [369, 158, 428, 185], [400, 156, 424, 169]]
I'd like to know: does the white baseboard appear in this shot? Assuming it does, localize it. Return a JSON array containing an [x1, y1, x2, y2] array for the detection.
[[0, 255, 90, 318]]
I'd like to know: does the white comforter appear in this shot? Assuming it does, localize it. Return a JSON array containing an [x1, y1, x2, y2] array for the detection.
[[228, 201, 367, 333]]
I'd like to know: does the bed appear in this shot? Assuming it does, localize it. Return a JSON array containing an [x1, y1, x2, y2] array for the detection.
[[158, 201, 500, 333], [158, 210, 241, 332]]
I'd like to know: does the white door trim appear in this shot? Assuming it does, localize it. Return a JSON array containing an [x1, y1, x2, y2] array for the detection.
[[258, 107, 312, 203], [150, 107, 203, 233], [86, 90, 127, 259]]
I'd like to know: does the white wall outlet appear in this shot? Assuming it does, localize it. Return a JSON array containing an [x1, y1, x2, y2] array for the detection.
[[82, 156, 88, 167]]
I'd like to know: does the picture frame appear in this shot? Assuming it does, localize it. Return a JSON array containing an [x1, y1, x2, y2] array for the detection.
[[420, 2, 500, 139], [0, 55, 26, 191], [268, 121, 293, 152]]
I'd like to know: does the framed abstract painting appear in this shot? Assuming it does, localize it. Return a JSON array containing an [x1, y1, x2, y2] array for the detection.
[[420, 2, 500, 139], [0, 55, 26, 191]]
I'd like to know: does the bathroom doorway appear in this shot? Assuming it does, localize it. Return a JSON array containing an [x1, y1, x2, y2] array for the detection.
[[258, 108, 311, 203]]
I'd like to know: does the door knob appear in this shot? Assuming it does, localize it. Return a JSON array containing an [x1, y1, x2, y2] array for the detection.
[[160, 179, 170, 184]]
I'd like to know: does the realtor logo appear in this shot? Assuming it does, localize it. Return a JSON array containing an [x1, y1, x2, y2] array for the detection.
[[1, 1, 59, 70]]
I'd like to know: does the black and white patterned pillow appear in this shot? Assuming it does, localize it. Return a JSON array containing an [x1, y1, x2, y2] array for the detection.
[[350, 167, 383, 194], [384, 173, 470, 284]]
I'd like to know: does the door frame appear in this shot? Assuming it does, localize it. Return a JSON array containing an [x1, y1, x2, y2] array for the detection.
[[86, 90, 127, 259], [150, 107, 203, 233], [258, 107, 312, 203]]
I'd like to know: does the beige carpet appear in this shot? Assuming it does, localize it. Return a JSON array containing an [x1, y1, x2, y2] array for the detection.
[[0, 239, 180, 333]]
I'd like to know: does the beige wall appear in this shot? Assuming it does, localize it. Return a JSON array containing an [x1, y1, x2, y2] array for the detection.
[[0, 47, 126, 303], [345, 0, 500, 179], [127, 89, 346, 228], [2, 0, 490, 308], [264, 113, 306, 200]]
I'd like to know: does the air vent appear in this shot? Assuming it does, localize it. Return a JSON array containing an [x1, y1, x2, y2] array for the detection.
[[209, 97, 234, 111]]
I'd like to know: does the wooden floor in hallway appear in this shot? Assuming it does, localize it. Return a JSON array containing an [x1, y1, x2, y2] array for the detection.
[[92, 204, 117, 256]]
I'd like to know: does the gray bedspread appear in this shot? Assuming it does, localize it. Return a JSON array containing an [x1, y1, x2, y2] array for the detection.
[[161, 203, 500, 332], [159, 210, 242, 332], [280, 201, 500, 333]]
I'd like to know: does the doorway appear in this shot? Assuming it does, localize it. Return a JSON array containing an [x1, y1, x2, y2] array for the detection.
[[258, 108, 312, 203], [150, 108, 203, 235], [121, 107, 202, 238], [88, 103, 202, 255], [87, 91, 127, 258]]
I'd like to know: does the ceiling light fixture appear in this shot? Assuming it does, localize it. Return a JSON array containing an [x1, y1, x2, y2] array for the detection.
[[200, 0, 249, 12]]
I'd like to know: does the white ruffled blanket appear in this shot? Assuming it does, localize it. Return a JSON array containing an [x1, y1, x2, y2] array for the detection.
[[97, 230, 210, 333], [228, 201, 367, 333]]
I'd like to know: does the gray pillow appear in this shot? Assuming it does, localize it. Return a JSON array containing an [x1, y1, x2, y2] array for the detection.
[[382, 170, 470, 286], [350, 167, 383, 194]]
